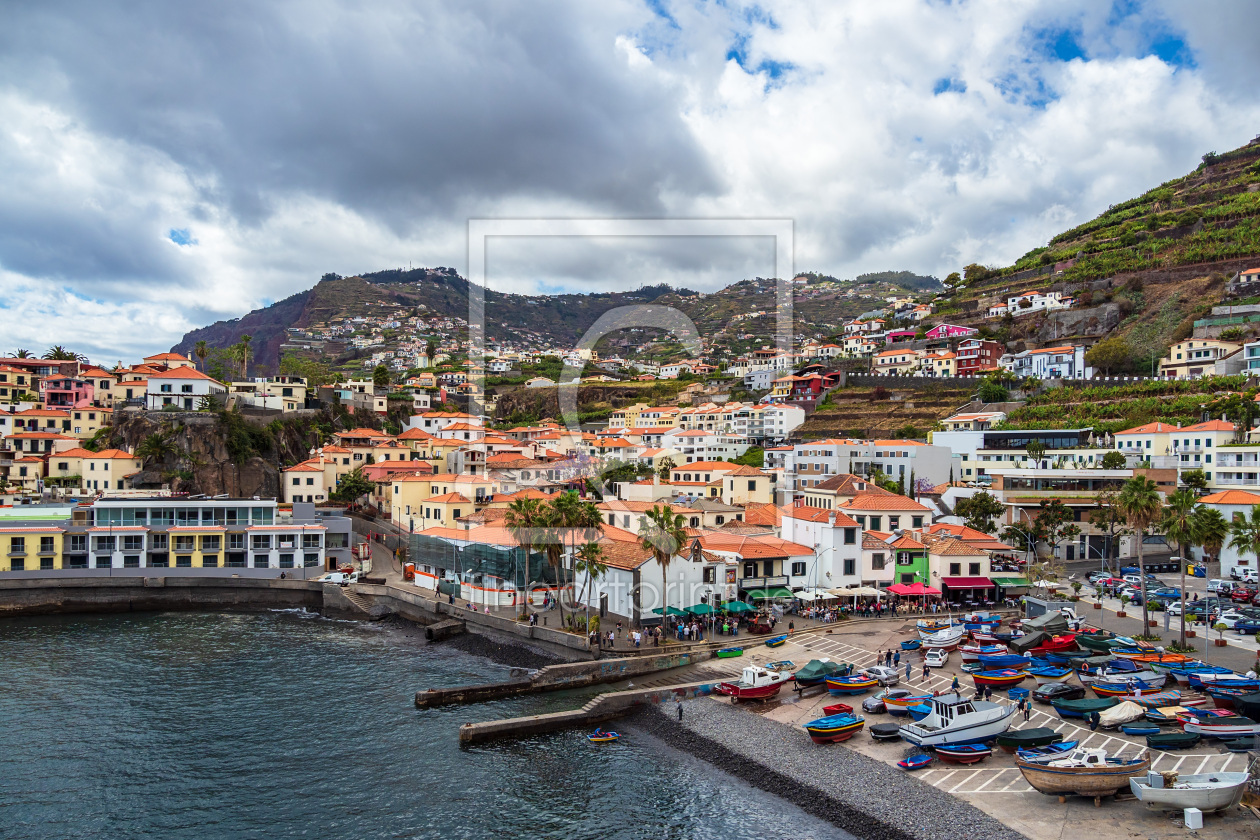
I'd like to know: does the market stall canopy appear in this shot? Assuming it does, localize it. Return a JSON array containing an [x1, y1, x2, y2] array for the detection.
[[685, 604, 716, 616], [746, 587, 794, 600], [850, 586, 885, 597], [794, 588, 834, 601], [650, 606, 687, 616], [827, 587, 856, 597], [991, 577, 1029, 588], [886, 582, 941, 596], [721, 600, 754, 613], [939, 576, 996, 590]]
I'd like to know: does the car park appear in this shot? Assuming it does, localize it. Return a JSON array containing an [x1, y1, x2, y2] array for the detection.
[[1235, 617, 1260, 634], [1231, 586, 1258, 603], [1216, 609, 1259, 629], [1032, 682, 1085, 704], [862, 693, 888, 714], [924, 648, 948, 668]]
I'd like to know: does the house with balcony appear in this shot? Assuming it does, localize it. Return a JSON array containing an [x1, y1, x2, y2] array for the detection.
[[1198, 489, 1260, 578], [872, 349, 921, 375], [780, 506, 864, 590], [998, 345, 1091, 380], [145, 368, 227, 411], [1158, 339, 1242, 380], [925, 324, 978, 340], [955, 339, 1004, 376]]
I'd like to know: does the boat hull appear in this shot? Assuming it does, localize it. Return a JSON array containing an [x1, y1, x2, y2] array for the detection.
[[934, 745, 992, 765], [995, 728, 1063, 752], [716, 682, 785, 701], [1129, 772, 1249, 812], [716, 648, 744, 658], [805, 717, 865, 744], [972, 670, 1027, 689], [1016, 754, 1152, 799], [825, 677, 878, 696], [899, 704, 1017, 747], [1181, 718, 1260, 738]]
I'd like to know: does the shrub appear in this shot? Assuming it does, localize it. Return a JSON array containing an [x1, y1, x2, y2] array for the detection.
[[1146, 600, 1164, 612]]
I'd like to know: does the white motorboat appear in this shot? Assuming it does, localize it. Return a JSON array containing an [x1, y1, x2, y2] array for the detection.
[[1077, 665, 1162, 685], [898, 692, 1017, 747], [1180, 715, 1260, 738], [1129, 771, 1250, 812], [918, 626, 966, 648]]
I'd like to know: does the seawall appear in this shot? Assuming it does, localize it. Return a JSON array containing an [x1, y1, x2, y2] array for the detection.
[[0, 575, 323, 616]]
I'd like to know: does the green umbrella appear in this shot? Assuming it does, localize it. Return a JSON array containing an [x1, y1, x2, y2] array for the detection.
[[651, 606, 686, 616], [721, 600, 753, 613], [685, 604, 715, 616]]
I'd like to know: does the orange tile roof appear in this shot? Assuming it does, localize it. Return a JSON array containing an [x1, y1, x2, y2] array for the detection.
[[696, 532, 813, 558], [742, 502, 782, 527], [143, 352, 193, 361], [15, 408, 70, 417], [428, 492, 471, 504], [1179, 420, 1235, 433], [397, 428, 435, 440], [1116, 421, 1178, 435], [51, 447, 95, 458], [723, 465, 767, 477], [839, 493, 931, 512], [147, 367, 221, 381], [89, 449, 137, 459], [1200, 489, 1260, 505]]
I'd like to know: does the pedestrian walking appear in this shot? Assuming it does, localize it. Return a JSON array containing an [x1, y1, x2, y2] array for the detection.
[[677, 698, 684, 721], [1088, 711, 1100, 731], [950, 675, 960, 693], [922, 663, 930, 681], [905, 660, 912, 680], [885, 649, 893, 667], [788, 620, 794, 635], [984, 685, 992, 702], [893, 650, 901, 667], [1023, 703, 1031, 722]]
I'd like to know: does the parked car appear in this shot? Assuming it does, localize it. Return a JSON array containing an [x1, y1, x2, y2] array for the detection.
[[1032, 682, 1086, 704], [1234, 617, 1260, 634], [1150, 587, 1184, 602], [862, 693, 888, 714], [1231, 567, 1259, 583], [316, 571, 359, 586], [1230, 586, 1258, 604], [924, 648, 949, 668], [1215, 609, 1258, 629], [1206, 579, 1233, 594], [864, 665, 900, 686]]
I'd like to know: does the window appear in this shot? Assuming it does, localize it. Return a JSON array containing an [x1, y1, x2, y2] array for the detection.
[[305, 477, 314, 486], [911, 516, 923, 528], [150, 555, 168, 567], [202, 555, 218, 568], [253, 555, 270, 568], [969, 562, 981, 576], [174, 535, 195, 552], [9, 536, 25, 554], [843, 528, 857, 545], [123, 555, 140, 568], [229, 533, 245, 550], [843, 557, 855, 576], [791, 561, 806, 576], [123, 535, 143, 551], [743, 562, 755, 578], [888, 516, 900, 529], [201, 535, 220, 551], [10, 558, 24, 571], [303, 553, 320, 567], [279, 553, 295, 569], [871, 552, 885, 570], [39, 536, 55, 553], [93, 536, 115, 552], [747, 480, 756, 491], [251, 535, 271, 550], [149, 533, 168, 549], [869, 516, 881, 531], [302, 534, 321, 549], [69, 533, 87, 553], [40, 557, 54, 570], [95, 556, 111, 569], [949, 562, 961, 576], [175, 555, 193, 567]]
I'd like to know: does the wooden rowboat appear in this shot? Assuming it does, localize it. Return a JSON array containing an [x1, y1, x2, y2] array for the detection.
[[764, 635, 787, 648], [588, 730, 620, 743], [1015, 748, 1151, 805], [934, 744, 992, 765], [803, 713, 865, 744], [898, 754, 935, 771]]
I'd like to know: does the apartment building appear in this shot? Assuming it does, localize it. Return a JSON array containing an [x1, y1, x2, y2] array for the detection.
[[783, 439, 951, 499], [955, 339, 1004, 376], [999, 345, 1091, 380], [1158, 339, 1242, 380]]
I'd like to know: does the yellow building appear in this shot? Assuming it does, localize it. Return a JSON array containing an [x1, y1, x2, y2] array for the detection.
[[1158, 339, 1241, 379], [0, 523, 65, 571], [872, 349, 921, 374], [720, 465, 774, 505], [80, 449, 143, 493]]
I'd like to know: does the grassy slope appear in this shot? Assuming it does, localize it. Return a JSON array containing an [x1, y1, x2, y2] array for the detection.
[[997, 376, 1248, 434]]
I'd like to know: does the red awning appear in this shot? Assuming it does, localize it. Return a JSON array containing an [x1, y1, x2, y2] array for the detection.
[[887, 582, 942, 596], [940, 576, 996, 589]]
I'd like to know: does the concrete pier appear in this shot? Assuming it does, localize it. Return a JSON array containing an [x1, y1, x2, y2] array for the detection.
[[457, 682, 715, 744], [416, 650, 712, 708]]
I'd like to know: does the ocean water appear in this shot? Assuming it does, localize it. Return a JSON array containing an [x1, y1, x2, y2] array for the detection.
[[0, 610, 850, 839]]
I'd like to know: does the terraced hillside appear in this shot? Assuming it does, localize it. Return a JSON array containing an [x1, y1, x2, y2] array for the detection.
[[797, 382, 978, 440], [997, 376, 1251, 435]]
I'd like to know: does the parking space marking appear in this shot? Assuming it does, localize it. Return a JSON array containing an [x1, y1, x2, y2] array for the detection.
[[949, 769, 985, 792]]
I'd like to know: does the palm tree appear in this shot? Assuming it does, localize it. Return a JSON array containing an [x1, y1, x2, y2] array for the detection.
[[1193, 506, 1228, 581], [573, 541, 608, 625], [11, 349, 31, 358], [194, 340, 208, 372], [639, 504, 687, 621], [1117, 475, 1163, 631], [1228, 506, 1260, 599], [43, 346, 84, 361], [1161, 489, 1196, 648], [135, 431, 178, 465], [237, 335, 253, 378], [504, 497, 544, 615]]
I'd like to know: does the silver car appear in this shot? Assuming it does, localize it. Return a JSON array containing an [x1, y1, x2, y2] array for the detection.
[[865, 665, 900, 686]]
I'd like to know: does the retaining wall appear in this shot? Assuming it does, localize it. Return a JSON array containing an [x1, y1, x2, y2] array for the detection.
[[0, 576, 323, 617]]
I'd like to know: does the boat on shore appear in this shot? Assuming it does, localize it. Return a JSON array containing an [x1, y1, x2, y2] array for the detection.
[[824, 675, 879, 696], [1179, 714, 1260, 738], [959, 644, 1005, 663], [900, 639, 921, 651], [1026, 665, 1074, 685], [716, 647, 744, 658], [716, 665, 793, 703], [1129, 771, 1250, 812], [1186, 672, 1258, 690], [822, 702, 853, 716], [1146, 731, 1200, 750], [975, 653, 1030, 670], [869, 722, 902, 741], [995, 727, 1063, 753], [1077, 664, 1164, 686], [898, 754, 934, 771], [972, 669, 1028, 689], [1051, 696, 1118, 719], [764, 635, 787, 648], [803, 713, 865, 744], [1165, 663, 1232, 683], [1015, 747, 1151, 805], [793, 659, 849, 689], [934, 743, 992, 764], [1120, 724, 1161, 736], [1089, 678, 1165, 698], [1025, 634, 1079, 655], [898, 692, 1017, 747], [879, 689, 934, 716], [1015, 740, 1078, 761]]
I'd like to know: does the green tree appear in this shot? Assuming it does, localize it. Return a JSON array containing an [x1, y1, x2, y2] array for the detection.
[[1089, 489, 1131, 574], [373, 364, 391, 390], [1025, 439, 1047, 465], [1085, 337, 1131, 376], [504, 497, 546, 615], [639, 504, 687, 618], [1162, 489, 1197, 648], [1030, 499, 1080, 562], [1100, 450, 1127, 469], [330, 467, 373, 503], [955, 491, 1004, 535], [656, 456, 675, 481], [1194, 506, 1228, 580], [573, 541, 608, 619], [1180, 469, 1209, 494], [194, 340, 208, 372], [135, 431, 178, 465], [978, 378, 1008, 403], [11, 349, 31, 358], [1118, 475, 1164, 629], [235, 334, 253, 378], [43, 345, 85, 361], [204, 348, 237, 383], [733, 446, 764, 468]]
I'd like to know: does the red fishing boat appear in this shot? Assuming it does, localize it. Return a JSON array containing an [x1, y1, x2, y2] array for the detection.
[[716, 664, 794, 703], [972, 669, 1028, 689], [1025, 634, 1079, 655]]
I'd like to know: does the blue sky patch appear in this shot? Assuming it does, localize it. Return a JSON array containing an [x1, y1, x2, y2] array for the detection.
[[933, 77, 966, 95], [168, 228, 197, 246]]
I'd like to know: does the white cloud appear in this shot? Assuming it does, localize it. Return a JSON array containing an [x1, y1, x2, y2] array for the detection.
[[1, 0, 1259, 362]]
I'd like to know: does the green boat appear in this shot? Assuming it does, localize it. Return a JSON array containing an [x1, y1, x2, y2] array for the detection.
[[716, 647, 744, 658], [995, 727, 1064, 752], [1146, 731, 1200, 750], [794, 659, 850, 687], [1075, 633, 1118, 653], [1051, 697, 1118, 719]]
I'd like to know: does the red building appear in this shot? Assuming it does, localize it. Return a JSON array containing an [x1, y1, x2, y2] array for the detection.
[[955, 339, 1003, 376]]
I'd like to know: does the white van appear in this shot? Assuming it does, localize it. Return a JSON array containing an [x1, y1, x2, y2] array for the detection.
[[317, 571, 359, 586]]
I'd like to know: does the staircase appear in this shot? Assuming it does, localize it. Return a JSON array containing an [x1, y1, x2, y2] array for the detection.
[[342, 588, 374, 615]]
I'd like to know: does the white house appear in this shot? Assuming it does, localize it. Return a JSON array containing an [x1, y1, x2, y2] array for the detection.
[[779, 506, 864, 590], [145, 368, 227, 411], [999, 345, 1092, 380], [1196, 489, 1260, 579]]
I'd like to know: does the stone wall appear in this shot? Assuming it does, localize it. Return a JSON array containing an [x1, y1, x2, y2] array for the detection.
[[0, 576, 323, 617]]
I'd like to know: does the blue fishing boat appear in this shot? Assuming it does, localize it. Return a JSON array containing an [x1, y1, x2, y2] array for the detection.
[[897, 754, 935, 771], [1014, 739, 1077, 760], [1027, 665, 1074, 685], [976, 653, 1031, 670], [907, 703, 932, 721], [1120, 724, 1160, 736], [900, 639, 921, 651], [804, 713, 865, 744], [1090, 677, 1165, 698], [764, 635, 787, 648], [1166, 663, 1232, 684], [588, 729, 620, 743]]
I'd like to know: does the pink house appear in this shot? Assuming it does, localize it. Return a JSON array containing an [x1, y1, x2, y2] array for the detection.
[[925, 324, 978, 340], [884, 329, 917, 344], [42, 375, 94, 409]]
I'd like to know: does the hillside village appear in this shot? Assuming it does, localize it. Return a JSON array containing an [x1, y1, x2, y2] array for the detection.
[[8, 138, 1260, 614]]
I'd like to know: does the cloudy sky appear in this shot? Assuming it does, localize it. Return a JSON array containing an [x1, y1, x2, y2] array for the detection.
[[2, 0, 1259, 360]]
